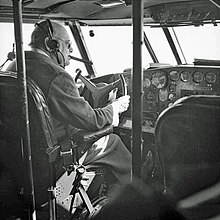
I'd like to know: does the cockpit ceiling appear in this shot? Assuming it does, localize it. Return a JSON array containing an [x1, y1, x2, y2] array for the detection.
[[0, 0, 220, 26]]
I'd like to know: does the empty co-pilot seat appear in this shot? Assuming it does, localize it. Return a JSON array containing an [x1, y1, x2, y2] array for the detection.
[[155, 95, 220, 219], [0, 71, 113, 219]]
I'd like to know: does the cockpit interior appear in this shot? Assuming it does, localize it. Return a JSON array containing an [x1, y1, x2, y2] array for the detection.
[[0, 0, 220, 220]]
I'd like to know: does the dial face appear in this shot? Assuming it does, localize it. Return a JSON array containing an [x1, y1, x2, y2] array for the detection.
[[145, 90, 155, 101], [193, 71, 203, 83], [169, 70, 179, 81], [143, 77, 151, 88], [159, 89, 168, 101], [151, 71, 167, 89], [180, 71, 190, 82], [205, 72, 217, 84]]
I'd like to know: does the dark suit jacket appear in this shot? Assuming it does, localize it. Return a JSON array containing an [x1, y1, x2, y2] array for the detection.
[[5, 51, 115, 205], [7, 51, 114, 141]]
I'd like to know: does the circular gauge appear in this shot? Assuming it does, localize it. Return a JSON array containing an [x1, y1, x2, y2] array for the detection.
[[205, 72, 217, 84], [169, 84, 176, 92], [159, 89, 168, 101], [145, 91, 155, 101], [169, 70, 179, 81], [193, 71, 203, 83], [151, 71, 167, 89], [143, 77, 151, 88], [180, 71, 190, 82]]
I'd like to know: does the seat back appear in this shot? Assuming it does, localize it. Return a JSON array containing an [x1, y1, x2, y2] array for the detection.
[[0, 71, 60, 208], [155, 95, 220, 201], [0, 71, 110, 219]]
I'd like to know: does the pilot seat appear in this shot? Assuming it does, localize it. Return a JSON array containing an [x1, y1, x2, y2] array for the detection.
[[0, 71, 114, 220]]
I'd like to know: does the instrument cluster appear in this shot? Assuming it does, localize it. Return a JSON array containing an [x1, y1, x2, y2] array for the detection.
[[121, 65, 220, 133]]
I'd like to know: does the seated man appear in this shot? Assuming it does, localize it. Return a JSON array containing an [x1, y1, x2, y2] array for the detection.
[[6, 20, 131, 211]]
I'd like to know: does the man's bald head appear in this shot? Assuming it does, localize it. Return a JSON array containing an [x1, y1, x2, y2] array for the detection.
[[29, 19, 73, 67], [29, 20, 69, 49]]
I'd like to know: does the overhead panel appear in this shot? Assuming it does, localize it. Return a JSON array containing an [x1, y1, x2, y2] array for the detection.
[[144, 0, 220, 25], [0, 0, 220, 25]]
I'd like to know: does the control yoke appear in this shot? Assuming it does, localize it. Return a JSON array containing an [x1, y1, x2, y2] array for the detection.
[[75, 69, 126, 108]]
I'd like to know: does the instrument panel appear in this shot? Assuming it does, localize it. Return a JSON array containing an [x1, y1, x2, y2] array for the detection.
[[120, 65, 220, 133]]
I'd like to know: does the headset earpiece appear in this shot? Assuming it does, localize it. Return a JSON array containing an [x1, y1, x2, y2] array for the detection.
[[47, 38, 59, 50]]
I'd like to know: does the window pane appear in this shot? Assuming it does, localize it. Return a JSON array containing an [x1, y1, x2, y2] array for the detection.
[[144, 26, 177, 65], [174, 25, 220, 64]]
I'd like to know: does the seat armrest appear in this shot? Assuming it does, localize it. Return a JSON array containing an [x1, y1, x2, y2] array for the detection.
[[71, 125, 113, 143]]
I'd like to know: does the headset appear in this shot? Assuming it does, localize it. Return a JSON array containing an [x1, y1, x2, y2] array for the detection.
[[35, 19, 59, 51], [35, 19, 65, 68]]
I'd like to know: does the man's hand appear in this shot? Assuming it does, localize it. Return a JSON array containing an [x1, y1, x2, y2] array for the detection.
[[112, 95, 130, 114], [110, 95, 130, 126]]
